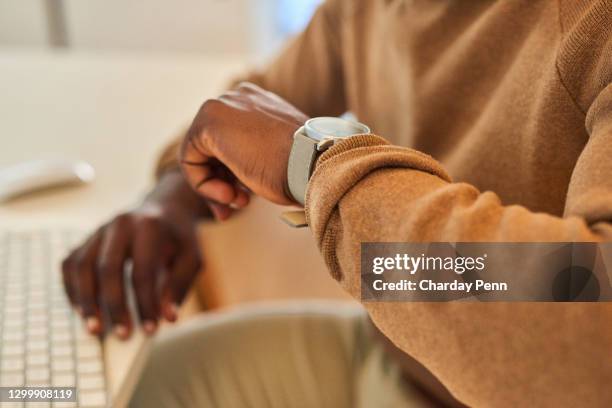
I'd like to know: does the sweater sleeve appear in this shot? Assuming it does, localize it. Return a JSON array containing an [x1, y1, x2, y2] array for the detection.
[[305, 103, 612, 406]]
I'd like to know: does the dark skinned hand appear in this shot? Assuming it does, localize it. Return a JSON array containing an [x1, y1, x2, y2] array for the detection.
[[62, 169, 208, 339], [180, 82, 309, 207]]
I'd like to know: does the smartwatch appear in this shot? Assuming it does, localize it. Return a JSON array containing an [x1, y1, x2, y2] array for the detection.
[[287, 117, 370, 205]]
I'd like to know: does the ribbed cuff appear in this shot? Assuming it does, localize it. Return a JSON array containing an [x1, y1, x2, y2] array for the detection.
[[304, 134, 450, 280]]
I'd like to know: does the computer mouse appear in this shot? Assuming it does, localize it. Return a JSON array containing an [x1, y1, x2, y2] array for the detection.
[[0, 158, 95, 202]]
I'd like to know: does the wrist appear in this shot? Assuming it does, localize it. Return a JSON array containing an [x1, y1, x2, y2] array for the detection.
[[146, 168, 212, 221], [286, 117, 370, 206]]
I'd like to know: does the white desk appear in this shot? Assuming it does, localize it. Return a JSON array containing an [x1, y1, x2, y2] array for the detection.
[[0, 48, 350, 310], [0, 50, 258, 406], [0, 49, 248, 224]]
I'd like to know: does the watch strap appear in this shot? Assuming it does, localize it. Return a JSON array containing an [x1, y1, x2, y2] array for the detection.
[[287, 129, 319, 205], [280, 210, 308, 228]]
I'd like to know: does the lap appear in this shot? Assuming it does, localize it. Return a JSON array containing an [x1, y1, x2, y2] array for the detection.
[[129, 302, 428, 408]]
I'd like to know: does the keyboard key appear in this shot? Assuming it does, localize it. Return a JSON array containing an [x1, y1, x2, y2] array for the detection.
[[0, 372, 24, 386], [51, 310, 70, 321], [2, 344, 25, 356], [76, 335, 100, 347], [77, 360, 102, 375], [78, 375, 105, 391], [51, 346, 73, 358], [78, 390, 106, 407], [26, 340, 49, 353], [5, 282, 24, 292], [3, 319, 25, 330], [51, 320, 70, 330], [27, 314, 48, 325], [52, 402, 77, 408], [5, 293, 25, 303], [27, 402, 50, 408], [2, 331, 25, 342], [26, 378, 52, 387], [28, 300, 48, 310], [2, 402, 26, 408], [27, 367, 50, 382], [0, 229, 107, 406], [1, 358, 25, 371], [51, 358, 74, 372], [52, 373, 76, 387], [76, 344, 101, 359], [28, 326, 49, 339], [4, 305, 25, 315], [27, 353, 50, 366]]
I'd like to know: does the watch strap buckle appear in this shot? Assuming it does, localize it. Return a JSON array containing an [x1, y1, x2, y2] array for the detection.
[[280, 210, 308, 228]]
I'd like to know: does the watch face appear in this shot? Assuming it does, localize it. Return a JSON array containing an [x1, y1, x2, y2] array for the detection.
[[304, 117, 370, 141]]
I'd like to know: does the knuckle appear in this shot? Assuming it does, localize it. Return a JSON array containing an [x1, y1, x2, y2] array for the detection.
[[96, 257, 121, 276], [112, 213, 132, 229], [200, 98, 222, 115], [136, 214, 161, 230], [61, 257, 73, 274], [73, 254, 90, 273], [132, 270, 153, 287]]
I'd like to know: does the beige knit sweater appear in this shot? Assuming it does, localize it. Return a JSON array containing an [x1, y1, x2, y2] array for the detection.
[[157, 1, 612, 406]]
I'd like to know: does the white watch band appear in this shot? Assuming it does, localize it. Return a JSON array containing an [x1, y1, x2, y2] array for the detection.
[[287, 127, 319, 205], [286, 117, 370, 206]]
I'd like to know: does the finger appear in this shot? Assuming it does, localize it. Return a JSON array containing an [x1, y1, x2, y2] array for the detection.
[[159, 254, 179, 323], [207, 201, 233, 221], [180, 130, 210, 166], [167, 248, 203, 307], [72, 233, 103, 334], [61, 253, 78, 307], [196, 178, 238, 205], [181, 127, 245, 203], [181, 155, 240, 206], [62, 227, 104, 310], [160, 291, 179, 323], [96, 216, 132, 339], [180, 162, 231, 202], [131, 219, 164, 335], [231, 187, 250, 209]]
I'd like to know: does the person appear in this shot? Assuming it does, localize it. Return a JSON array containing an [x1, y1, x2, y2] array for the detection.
[[62, 0, 612, 406]]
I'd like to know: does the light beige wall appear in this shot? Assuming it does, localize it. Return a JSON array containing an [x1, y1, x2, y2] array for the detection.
[[63, 0, 265, 55], [0, 0, 49, 47], [0, 0, 280, 58]]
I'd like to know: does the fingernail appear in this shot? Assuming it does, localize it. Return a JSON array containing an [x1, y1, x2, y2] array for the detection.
[[86, 317, 100, 334], [167, 303, 178, 321], [229, 202, 240, 209], [143, 321, 157, 335], [114, 325, 129, 339]]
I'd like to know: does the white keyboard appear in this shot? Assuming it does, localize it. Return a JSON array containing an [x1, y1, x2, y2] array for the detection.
[[0, 230, 107, 407]]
